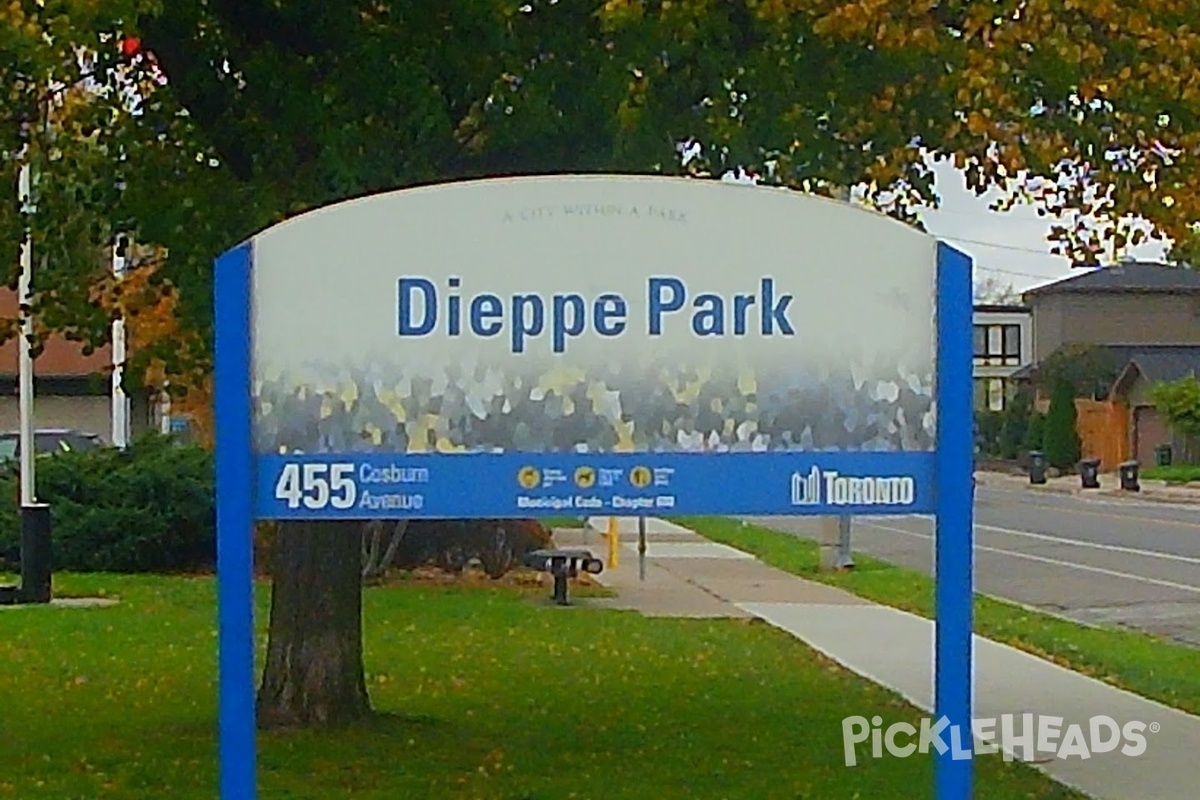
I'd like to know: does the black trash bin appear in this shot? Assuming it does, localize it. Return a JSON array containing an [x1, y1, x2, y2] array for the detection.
[[1028, 450, 1047, 485], [1078, 457, 1102, 489], [1155, 444, 1173, 468], [1118, 460, 1140, 492]]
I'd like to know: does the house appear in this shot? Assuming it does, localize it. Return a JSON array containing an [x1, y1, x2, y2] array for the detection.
[[0, 289, 153, 442], [973, 304, 1032, 411], [1023, 260, 1200, 364], [1109, 346, 1200, 466], [1018, 261, 1200, 466]]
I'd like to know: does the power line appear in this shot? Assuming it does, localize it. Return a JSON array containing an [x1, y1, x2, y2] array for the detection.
[[974, 264, 1067, 282], [937, 234, 1070, 257], [919, 207, 1056, 224]]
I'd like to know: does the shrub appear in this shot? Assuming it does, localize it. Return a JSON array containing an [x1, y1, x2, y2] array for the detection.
[[1149, 377, 1200, 440], [1023, 411, 1046, 454], [1142, 464, 1200, 484], [1043, 379, 1082, 470], [389, 518, 554, 578], [997, 390, 1032, 460], [974, 410, 1005, 456], [0, 433, 214, 573], [0, 431, 559, 578]]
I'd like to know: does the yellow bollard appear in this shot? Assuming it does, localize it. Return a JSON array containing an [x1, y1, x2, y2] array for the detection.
[[606, 516, 619, 568]]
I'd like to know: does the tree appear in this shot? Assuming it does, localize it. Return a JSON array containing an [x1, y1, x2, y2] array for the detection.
[[973, 276, 1023, 306], [9, 0, 1200, 729], [997, 387, 1032, 460], [1149, 377, 1200, 462], [256, 520, 370, 727], [1044, 379, 1082, 470], [1150, 377, 1200, 439], [1024, 411, 1046, 455], [1034, 344, 1123, 399]]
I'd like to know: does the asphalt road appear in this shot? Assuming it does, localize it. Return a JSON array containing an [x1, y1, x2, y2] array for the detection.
[[745, 486, 1200, 647]]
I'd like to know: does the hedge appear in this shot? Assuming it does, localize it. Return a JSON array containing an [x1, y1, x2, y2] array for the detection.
[[0, 433, 556, 577], [0, 433, 214, 573]]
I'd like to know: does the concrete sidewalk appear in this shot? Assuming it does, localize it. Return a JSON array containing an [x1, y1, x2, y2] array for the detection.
[[563, 516, 1200, 800], [976, 469, 1200, 505]]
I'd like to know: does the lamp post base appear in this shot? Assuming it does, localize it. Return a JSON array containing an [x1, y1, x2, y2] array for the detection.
[[18, 503, 52, 604]]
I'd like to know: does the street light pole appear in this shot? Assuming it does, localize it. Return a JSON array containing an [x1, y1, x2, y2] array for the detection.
[[15, 154, 51, 605], [111, 238, 130, 448], [17, 160, 35, 506]]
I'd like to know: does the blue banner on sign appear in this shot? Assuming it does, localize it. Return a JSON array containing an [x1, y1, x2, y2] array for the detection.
[[255, 451, 936, 519]]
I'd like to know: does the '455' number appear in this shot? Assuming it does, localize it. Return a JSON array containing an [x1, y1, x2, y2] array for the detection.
[[274, 463, 357, 510]]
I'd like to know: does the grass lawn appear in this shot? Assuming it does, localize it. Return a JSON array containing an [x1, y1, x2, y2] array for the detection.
[[542, 515, 586, 528], [681, 517, 1200, 716], [1142, 464, 1200, 483], [0, 573, 1084, 799]]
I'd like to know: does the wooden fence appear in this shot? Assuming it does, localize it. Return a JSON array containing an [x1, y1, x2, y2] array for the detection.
[[1075, 399, 1130, 471]]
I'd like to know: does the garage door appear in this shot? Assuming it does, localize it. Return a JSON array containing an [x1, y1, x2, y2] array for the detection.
[[1134, 406, 1170, 467]]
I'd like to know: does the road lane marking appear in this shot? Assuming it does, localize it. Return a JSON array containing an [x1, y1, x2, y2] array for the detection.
[[975, 487, 1200, 523], [859, 521, 1200, 595], [860, 515, 1200, 566], [973, 523, 1200, 565]]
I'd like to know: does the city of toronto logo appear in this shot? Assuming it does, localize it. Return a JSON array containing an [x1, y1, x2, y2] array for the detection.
[[842, 714, 1158, 766], [790, 466, 916, 507]]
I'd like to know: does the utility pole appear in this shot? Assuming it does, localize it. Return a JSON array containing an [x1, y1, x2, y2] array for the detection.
[[111, 236, 130, 448], [16, 145, 52, 604], [17, 160, 35, 507]]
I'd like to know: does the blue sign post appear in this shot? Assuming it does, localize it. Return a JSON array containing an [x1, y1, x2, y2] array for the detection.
[[213, 175, 973, 799]]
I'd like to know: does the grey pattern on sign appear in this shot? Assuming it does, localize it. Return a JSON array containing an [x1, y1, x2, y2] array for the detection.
[[252, 354, 935, 455]]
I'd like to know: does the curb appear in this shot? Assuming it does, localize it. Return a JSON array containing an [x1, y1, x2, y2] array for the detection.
[[975, 474, 1200, 506]]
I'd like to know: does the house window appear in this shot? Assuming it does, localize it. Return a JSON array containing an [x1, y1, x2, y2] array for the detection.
[[987, 378, 1005, 411], [973, 323, 1021, 366]]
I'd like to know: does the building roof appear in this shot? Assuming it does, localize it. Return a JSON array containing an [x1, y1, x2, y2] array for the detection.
[[1011, 344, 1200, 384], [1112, 345, 1200, 385], [0, 289, 112, 378], [973, 303, 1030, 313], [1024, 261, 1200, 296]]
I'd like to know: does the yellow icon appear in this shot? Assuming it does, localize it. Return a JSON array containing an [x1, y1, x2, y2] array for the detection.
[[630, 466, 652, 488], [517, 466, 541, 489], [574, 466, 596, 489]]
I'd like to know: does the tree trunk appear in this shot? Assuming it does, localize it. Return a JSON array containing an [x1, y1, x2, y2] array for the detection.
[[256, 519, 371, 729]]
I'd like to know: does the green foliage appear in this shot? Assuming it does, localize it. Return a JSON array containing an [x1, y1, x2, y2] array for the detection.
[[7, 1, 1200, 382], [1034, 344, 1122, 399], [0, 573, 1086, 799], [1142, 464, 1200, 484], [1043, 379, 1082, 470], [0, 433, 213, 573], [997, 389, 1033, 460], [1149, 377, 1200, 441], [1023, 411, 1046, 454], [974, 409, 1004, 456]]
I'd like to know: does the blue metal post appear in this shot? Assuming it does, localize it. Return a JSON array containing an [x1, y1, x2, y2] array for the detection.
[[935, 242, 975, 799], [214, 242, 257, 799]]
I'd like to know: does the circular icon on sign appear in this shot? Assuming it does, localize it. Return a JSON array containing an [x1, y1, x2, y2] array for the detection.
[[630, 466, 652, 488], [517, 466, 541, 489], [574, 466, 596, 489]]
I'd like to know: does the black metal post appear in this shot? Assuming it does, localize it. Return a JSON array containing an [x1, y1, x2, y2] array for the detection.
[[552, 573, 568, 605], [19, 502, 51, 604]]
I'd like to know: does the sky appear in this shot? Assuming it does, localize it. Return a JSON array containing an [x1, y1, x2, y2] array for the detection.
[[915, 160, 1169, 295]]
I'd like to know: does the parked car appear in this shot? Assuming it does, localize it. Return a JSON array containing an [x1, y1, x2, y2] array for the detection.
[[0, 428, 104, 464]]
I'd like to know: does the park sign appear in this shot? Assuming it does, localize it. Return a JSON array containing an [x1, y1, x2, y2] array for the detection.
[[213, 174, 976, 799], [223, 174, 950, 519]]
